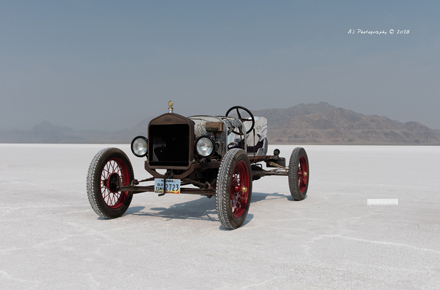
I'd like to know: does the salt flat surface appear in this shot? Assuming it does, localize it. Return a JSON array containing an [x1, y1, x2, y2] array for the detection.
[[1, 144, 440, 289]]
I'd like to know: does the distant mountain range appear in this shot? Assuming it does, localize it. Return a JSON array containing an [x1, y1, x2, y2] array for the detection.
[[1, 102, 439, 145], [254, 102, 440, 145], [0, 119, 151, 144]]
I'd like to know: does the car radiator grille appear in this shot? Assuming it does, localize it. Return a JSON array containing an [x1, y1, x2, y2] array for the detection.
[[149, 124, 190, 167]]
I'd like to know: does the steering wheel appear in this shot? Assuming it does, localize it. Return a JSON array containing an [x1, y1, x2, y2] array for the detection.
[[225, 106, 255, 135]]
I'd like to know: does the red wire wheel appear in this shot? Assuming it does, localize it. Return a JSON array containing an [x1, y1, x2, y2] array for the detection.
[[216, 149, 253, 230], [297, 155, 308, 193], [288, 147, 309, 201], [100, 158, 131, 209], [87, 148, 134, 218], [230, 160, 250, 218]]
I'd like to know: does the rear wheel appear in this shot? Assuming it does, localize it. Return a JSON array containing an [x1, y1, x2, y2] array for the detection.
[[288, 147, 309, 201], [216, 149, 252, 229], [87, 148, 134, 218]]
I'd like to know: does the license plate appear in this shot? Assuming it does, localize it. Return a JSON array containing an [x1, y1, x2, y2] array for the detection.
[[154, 179, 181, 194]]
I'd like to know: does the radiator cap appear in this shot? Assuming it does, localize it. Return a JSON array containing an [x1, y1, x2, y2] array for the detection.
[[168, 100, 174, 113]]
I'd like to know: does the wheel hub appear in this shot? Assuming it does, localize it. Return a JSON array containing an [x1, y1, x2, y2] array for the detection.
[[107, 173, 121, 193]]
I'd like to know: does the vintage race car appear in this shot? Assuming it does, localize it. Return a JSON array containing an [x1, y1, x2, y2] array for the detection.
[[86, 102, 309, 229]]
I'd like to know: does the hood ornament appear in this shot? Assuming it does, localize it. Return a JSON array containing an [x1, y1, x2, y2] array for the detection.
[[168, 101, 174, 113]]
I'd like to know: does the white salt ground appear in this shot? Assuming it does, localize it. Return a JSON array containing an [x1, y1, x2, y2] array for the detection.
[[1, 144, 439, 289]]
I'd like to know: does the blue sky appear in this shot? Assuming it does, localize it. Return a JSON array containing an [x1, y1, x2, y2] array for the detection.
[[1, 1, 439, 130]]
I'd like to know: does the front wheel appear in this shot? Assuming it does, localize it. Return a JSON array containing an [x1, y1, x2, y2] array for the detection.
[[288, 147, 309, 201], [87, 148, 134, 218], [216, 149, 252, 229]]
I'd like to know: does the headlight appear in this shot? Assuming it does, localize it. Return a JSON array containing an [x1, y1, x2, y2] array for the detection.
[[196, 137, 214, 157], [131, 136, 148, 157]]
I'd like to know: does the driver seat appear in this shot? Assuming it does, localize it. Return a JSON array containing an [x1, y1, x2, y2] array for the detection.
[[242, 116, 268, 156]]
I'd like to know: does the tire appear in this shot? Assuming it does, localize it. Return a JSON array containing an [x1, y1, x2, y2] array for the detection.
[[216, 149, 252, 229], [288, 147, 309, 201], [87, 148, 134, 218]]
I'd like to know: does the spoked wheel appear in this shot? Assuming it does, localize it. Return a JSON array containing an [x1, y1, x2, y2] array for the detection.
[[216, 149, 252, 229], [288, 147, 309, 201], [87, 148, 134, 218]]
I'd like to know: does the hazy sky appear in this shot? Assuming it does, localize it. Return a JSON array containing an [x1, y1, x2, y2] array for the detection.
[[1, 0, 439, 131]]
